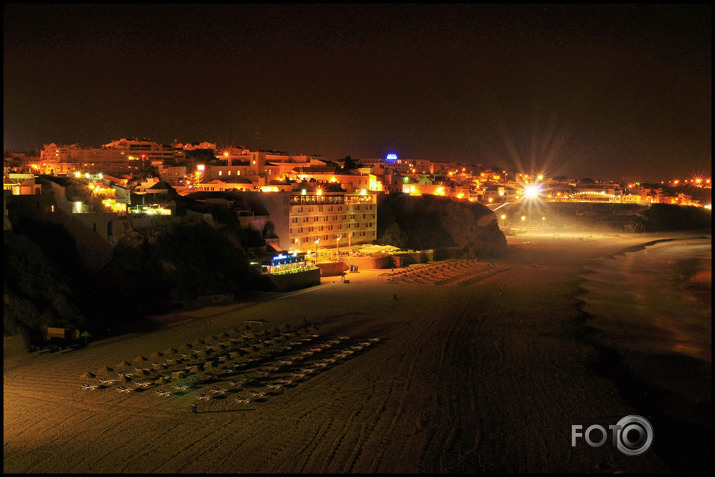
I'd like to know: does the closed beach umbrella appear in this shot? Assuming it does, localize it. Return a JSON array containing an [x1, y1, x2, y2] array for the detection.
[[80, 371, 95, 384], [98, 365, 114, 377], [117, 360, 133, 373]]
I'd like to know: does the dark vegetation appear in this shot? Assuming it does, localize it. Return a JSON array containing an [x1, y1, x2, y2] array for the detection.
[[4, 214, 272, 350], [376, 193, 508, 258]]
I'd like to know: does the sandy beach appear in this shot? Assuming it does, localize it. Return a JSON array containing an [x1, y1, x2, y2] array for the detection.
[[4, 231, 711, 473]]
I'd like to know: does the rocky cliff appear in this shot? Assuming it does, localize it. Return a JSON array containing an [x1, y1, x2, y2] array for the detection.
[[377, 193, 507, 257]]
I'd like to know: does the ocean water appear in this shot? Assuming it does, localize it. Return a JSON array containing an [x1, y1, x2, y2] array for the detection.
[[580, 237, 711, 363]]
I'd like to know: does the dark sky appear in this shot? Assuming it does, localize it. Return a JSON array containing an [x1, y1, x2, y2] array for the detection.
[[4, 4, 711, 181]]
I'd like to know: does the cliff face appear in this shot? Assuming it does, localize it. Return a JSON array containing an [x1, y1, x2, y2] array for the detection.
[[513, 202, 711, 233], [3, 217, 270, 348], [377, 193, 507, 257]]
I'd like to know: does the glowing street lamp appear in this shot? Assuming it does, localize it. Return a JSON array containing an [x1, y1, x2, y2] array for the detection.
[[336, 234, 342, 257], [523, 184, 542, 199], [315, 238, 319, 261]]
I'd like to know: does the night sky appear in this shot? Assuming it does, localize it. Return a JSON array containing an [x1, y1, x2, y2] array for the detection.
[[4, 4, 711, 181]]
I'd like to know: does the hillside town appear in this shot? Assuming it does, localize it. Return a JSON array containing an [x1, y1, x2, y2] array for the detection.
[[4, 138, 711, 263]]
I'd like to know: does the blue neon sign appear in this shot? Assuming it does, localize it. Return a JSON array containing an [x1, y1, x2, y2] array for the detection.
[[386, 153, 398, 161]]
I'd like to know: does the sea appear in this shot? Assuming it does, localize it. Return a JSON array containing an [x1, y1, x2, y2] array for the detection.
[[580, 236, 711, 362]]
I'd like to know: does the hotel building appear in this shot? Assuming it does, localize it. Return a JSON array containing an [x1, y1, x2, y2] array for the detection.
[[258, 182, 377, 253]]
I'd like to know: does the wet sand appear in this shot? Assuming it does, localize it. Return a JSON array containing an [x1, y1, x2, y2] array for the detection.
[[4, 232, 711, 473]]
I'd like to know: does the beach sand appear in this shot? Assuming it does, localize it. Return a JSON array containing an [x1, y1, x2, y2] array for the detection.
[[4, 232, 711, 473]]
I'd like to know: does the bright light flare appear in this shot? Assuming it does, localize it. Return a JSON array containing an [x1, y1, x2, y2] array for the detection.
[[523, 184, 542, 199]]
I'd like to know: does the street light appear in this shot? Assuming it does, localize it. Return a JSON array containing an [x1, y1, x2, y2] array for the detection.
[[336, 234, 342, 257], [315, 238, 319, 262]]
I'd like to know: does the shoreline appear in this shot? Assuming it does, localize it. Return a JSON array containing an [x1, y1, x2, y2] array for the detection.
[[4, 231, 710, 473], [573, 235, 711, 473]]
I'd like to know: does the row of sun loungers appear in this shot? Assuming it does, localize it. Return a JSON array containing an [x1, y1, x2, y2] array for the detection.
[[82, 331, 377, 407], [384, 260, 506, 286], [457, 265, 510, 285], [186, 336, 379, 404]]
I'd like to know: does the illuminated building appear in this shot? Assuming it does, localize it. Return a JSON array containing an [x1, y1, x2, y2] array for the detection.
[[3, 173, 42, 195], [38, 139, 185, 175], [103, 138, 185, 165], [259, 182, 377, 252]]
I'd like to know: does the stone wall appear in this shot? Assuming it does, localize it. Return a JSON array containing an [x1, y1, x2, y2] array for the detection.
[[342, 255, 392, 271], [316, 261, 349, 277], [268, 268, 321, 291]]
